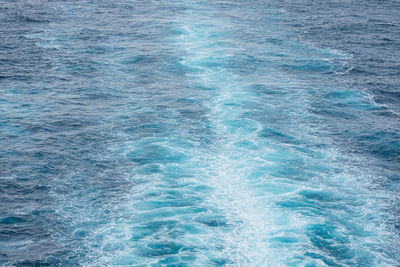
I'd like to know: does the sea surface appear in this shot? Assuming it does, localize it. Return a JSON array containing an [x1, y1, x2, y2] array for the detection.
[[1, 0, 400, 266]]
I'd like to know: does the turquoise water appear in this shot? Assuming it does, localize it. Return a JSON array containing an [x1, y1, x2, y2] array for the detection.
[[1, 0, 399, 266]]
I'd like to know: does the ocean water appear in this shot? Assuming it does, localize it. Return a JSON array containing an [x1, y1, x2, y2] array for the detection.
[[1, 0, 399, 266]]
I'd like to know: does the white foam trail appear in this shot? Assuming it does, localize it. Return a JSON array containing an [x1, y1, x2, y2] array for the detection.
[[174, 7, 312, 265]]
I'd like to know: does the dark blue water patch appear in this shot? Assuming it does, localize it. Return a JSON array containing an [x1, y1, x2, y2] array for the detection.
[[259, 126, 300, 145], [353, 131, 400, 161], [250, 84, 288, 96], [124, 123, 168, 137]]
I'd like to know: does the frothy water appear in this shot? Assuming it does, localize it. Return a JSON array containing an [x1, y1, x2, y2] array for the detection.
[[1, 0, 399, 266]]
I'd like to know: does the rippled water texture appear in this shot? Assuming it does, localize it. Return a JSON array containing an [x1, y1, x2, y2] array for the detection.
[[1, 0, 399, 266]]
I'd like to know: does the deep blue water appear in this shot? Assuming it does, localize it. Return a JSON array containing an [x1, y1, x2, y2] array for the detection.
[[1, 0, 399, 266]]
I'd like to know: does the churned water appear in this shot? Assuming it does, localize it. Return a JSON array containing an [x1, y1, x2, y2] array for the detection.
[[1, 0, 399, 266]]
